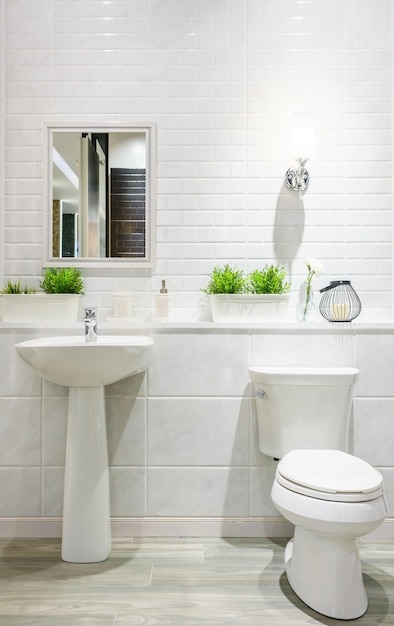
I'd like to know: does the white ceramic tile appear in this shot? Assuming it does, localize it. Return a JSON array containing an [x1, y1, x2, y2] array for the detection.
[[0, 398, 41, 465], [0, 468, 41, 516], [42, 467, 64, 516], [107, 397, 146, 466], [147, 397, 250, 466], [110, 468, 146, 517], [250, 466, 279, 517], [42, 397, 68, 466], [106, 371, 147, 398], [0, 331, 42, 397], [356, 333, 394, 396], [148, 332, 250, 397], [354, 398, 394, 466], [147, 468, 249, 516], [251, 331, 355, 368]]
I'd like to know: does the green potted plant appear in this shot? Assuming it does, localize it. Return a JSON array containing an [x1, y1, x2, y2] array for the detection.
[[203, 263, 291, 322], [0, 268, 85, 322], [201, 264, 247, 294], [40, 267, 85, 295], [0, 279, 36, 294], [247, 264, 290, 295]]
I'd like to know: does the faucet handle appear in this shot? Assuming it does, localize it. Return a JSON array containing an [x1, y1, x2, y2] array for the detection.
[[84, 307, 97, 319]]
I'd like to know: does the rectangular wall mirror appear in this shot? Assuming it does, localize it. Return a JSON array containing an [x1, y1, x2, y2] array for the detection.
[[44, 122, 156, 269]]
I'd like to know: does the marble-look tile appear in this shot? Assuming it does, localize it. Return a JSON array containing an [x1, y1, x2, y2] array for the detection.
[[110, 467, 146, 517], [43, 379, 68, 398], [147, 396, 250, 466], [43, 397, 68, 465], [106, 371, 146, 398], [251, 330, 355, 369], [250, 466, 279, 517], [354, 398, 394, 466], [0, 330, 42, 397], [147, 467, 249, 516], [0, 468, 41, 516], [356, 334, 394, 396], [107, 397, 146, 466], [42, 467, 64, 516], [0, 398, 41, 465], [148, 332, 250, 397]]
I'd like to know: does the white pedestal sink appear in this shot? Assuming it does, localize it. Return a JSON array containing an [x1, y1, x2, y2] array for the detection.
[[16, 335, 154, 563]]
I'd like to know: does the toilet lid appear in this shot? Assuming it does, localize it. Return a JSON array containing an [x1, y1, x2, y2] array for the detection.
[[276, 450, 383, 502]]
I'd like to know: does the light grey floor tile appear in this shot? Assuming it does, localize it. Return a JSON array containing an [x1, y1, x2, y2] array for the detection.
[[0, 537, 392, 625]]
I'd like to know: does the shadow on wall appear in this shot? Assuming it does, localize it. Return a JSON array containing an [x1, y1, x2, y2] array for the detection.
[[221, 385, 278, 536], [273, 184, 305, 279]]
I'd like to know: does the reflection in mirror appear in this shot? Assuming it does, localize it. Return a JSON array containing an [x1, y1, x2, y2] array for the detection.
[[46, 123, 156, 269]]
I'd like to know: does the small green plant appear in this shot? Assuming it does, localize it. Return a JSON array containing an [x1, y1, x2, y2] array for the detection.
[[0, 279, 36, 294], [202, 263, 291, 295], [202, 264, 247, 294], [40, 267, 85, 295], [248, 264, 291, 295]]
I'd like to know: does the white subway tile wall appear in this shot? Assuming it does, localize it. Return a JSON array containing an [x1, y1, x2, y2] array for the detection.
[[3, 0, 392, 320], [1, 1, 394, 535]]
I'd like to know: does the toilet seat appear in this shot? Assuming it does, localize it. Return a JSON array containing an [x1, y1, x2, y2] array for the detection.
[[276, 449, 383, 503]]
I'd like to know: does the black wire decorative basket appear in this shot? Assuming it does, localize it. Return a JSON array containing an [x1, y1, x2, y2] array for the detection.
[[319, 280, 361, 322]]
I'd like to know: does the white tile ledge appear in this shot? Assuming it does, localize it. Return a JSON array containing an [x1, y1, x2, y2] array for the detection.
[[0, 321, 394, 333]]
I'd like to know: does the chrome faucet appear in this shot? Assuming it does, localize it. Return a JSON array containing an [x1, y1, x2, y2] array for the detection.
[[83, 307, 98, 342]]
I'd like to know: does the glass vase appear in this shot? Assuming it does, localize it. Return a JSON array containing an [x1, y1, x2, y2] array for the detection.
[[297, 282, 318, 322]]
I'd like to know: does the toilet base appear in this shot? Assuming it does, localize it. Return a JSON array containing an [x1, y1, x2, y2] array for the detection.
[[285, 526, 367, 620]]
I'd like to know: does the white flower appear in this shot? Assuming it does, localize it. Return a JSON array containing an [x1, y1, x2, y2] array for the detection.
[[300, 257, 325, 321], [304, 257, 325, 277]]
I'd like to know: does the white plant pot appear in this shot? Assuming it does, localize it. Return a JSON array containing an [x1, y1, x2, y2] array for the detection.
[[209, 293, 289, 322], [1, 294, 81, 322]]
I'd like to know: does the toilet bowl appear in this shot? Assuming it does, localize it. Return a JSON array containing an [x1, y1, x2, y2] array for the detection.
[[248, 366, 387, 620], [271, 449, 386, 620]]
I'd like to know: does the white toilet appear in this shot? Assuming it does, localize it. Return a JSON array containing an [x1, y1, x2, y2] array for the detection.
[[249, 366, 387, 620]]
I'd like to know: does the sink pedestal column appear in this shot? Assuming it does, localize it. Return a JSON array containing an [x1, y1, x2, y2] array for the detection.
[[62, 386, 111, 563]]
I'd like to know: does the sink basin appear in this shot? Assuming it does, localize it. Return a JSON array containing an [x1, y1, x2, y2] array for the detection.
[[15, 334, 154, 564], [16, 334, 154, 387]]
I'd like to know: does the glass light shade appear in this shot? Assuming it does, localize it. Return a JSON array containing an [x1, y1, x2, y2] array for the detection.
[[290, 127, 316, 160]]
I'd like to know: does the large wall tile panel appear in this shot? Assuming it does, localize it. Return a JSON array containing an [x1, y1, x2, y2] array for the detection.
[[148, 332, 250, 397]]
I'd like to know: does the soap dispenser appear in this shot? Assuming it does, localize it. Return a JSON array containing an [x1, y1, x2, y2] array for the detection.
[[154, 279, 173, 321]]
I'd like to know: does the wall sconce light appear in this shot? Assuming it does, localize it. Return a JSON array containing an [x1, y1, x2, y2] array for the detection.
[[284, 127, 315, 193]]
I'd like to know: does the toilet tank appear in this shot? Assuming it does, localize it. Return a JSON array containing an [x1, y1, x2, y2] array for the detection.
[[249, 367, 359, 459]]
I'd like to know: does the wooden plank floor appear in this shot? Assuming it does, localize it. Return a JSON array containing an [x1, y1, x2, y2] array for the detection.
[[0, 537, 392, 625]]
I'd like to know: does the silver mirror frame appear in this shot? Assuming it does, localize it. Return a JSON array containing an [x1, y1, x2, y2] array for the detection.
[[43, 121, 156, 269]]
